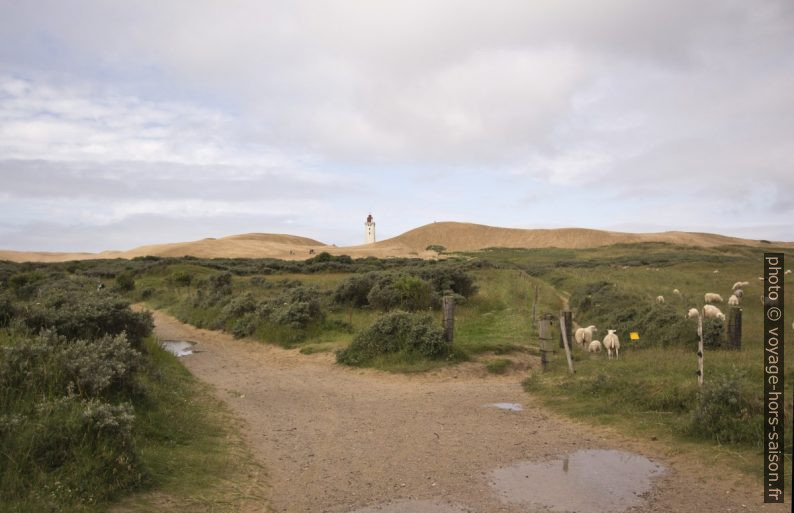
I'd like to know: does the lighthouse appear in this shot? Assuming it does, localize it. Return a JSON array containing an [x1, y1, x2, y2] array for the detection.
[[364, 214, 376, 244]]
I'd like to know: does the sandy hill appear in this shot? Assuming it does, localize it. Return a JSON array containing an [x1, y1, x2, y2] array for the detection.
[[376, 222, 781, 252], [0, 222, 789, 263]]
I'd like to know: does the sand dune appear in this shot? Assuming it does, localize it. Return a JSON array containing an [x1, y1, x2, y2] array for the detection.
[[1, 222, 789, 263]]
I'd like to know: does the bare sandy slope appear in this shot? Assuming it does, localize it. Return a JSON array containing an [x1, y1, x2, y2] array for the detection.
[[2, 221, 790, 263], [147, 308, 785, 513]]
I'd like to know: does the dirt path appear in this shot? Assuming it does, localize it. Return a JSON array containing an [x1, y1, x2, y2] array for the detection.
[[149, 309, 785, 513]]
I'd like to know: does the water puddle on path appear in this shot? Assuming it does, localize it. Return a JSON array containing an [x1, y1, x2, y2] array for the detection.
[[488, 449, 665, 513], [347, 500, 474, 513], [160, 340, 196, 357], [484, 402, 523, 412]]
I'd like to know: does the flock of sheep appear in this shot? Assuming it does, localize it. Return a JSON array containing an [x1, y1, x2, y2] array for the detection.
[[570, 269, 793, 359]]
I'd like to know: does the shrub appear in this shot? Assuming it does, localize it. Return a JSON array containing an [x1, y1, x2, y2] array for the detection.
[[268, 287, 325, 329], [686, 367, 762, 446], [170, 270, 193, 286], [333, 272, 377, 307], [702, 317, 724, 348], [337, 311, 449, 366], [426, 245, 446, 253], [367, 273, 437, 311], [115, 273, 135, 292], [0, 293, 14, 327]]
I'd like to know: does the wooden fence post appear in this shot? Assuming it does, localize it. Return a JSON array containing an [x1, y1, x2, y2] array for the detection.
[[559, 310, 572, 349], [538, 314, 554, 372], [697, 310, 705, 387], [442, 295, 455, 344], [532, 284, 539, 322], [559, 311, 575, 375], [727, 306, 742, 350]]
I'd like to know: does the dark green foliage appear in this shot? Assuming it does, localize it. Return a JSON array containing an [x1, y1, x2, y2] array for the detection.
[[115, 272, 135, 292], [686, 367, 763, 446], [0, 292, 14, 327], [337, 311, 449, 366], [414, 267, 477, 298], [265, 287, 325, 329], [332, 272, 377, 307], [572, 281, 696, 348], [367, 273, 437, 311], [22, 293, 153, 348], [170, 270, 193, 286], [702, 317, 724, 348], [426, 245, 446, 253]]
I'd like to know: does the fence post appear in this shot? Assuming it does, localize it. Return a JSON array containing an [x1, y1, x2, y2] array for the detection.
[[442, 295, 455, 344], [532, 284, 539, 322], [697, 310, 705, 387], [727, 306, 742, 350], [538, 314, 554, 372], [559, 310, 572, 349], [559, 311, 575, 375]]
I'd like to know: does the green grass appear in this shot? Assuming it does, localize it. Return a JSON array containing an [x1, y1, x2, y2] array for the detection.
[[485, 358, 512, 374]]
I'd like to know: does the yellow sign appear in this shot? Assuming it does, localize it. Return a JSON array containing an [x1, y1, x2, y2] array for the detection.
[[630, 332, 640, 341]]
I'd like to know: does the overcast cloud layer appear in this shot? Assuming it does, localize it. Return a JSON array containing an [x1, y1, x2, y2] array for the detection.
[[0, 0, 792, 251]]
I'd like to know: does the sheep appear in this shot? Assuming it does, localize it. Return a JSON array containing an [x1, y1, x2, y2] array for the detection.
[[574, 325, 597, 349], [703, 305, 725, 322], [734, 289, 744, 299], [732, 281, 749, 291], [656, 295, 665, 304], [704, 293, 723, 304], [603, 330, 620, 359], [786, 269, 792, 275], [588, 340, 603, 353], [713, 269, 719, 273], [672, 289, 680, 295], [728, 294, 739, 306], [687, 308, 699, 320]]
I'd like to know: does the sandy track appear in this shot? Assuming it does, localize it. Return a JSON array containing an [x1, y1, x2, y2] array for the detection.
[[149, 309, 785, 513]]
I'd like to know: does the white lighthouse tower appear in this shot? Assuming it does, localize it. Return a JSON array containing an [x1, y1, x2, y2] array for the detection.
[[364, 214, 376, 244]]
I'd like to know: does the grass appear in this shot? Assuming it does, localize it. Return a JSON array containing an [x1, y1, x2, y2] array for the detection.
[[119, 337, 267, 512], [485, 358, 512, 374]]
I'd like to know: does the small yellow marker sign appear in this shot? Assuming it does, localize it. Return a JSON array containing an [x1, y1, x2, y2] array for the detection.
[[629, 332, 640, 341]]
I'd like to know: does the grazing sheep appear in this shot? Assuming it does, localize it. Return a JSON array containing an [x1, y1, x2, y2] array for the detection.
[[703, 305, 726, 322], [687, 308, 699, 320], [704, 293, 723, 304], [758, 277, 764, 280], [656, 295, 665, 304], [672, 289, 680, 295], [786, 269, 792, 275], [603, 330, 620, 359], [574, 325, 597, 349], [732, 281, 749, 290], [734, 289, 744, 299], [728, 295, 739, 306], [713, 269, 719, 273], [588, 340, 603, 353]]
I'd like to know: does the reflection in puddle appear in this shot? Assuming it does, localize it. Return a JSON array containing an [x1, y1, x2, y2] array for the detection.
[[347, 500, 473, 513], [488, 449, 665, 513], [160, 339, 196, 357], [484, 402, 523, 412]]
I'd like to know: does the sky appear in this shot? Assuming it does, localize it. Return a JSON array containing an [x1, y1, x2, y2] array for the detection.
[[0, 0, 792, 252]]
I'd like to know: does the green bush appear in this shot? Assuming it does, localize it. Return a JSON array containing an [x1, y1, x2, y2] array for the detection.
[[115, 273, 135, 292], [170, 271, 193, 286], [0, 293, 14, 327], [333, 272, 377, 307], [337, 311, 449, 366], [367, 273, 437, 311], [426, 245, 446, 253], [686, 367, 763, 446]]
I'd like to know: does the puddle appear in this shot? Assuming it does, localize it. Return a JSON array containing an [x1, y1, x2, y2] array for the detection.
[[347, 500, 473, 513], [484, 402, 523, 412], [488, 449, 665, 513], [160, 340, 196, 357]]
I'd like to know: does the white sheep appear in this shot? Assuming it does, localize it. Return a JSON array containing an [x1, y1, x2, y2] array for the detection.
[[672, 289, 680, 295], [734, 289, 744, 299], [703, 304, 726, 322], [687, 308, 699, 320], [704, 293, 723, 303], [786, 269, 792, 275], [656, 295, 665, 304], [588, 340, 603, 353], [603, 330, 620, 359], [732, 281, 749, 290], [574, 325, 597, 349], [728, 294, 739, 306], [713, 269, 719, 273]]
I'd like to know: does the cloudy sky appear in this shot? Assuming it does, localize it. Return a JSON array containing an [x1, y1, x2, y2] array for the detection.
[[1, 0, 792, 252]]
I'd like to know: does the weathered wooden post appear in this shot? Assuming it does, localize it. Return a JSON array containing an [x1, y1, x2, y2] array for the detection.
[[727, 306, 742, 350], [442, 295, 455, 344], [538, 313, 554, 372], [697, 309, 705, 387], [559, 310, 572, 349], [559, 311, 575, 375]]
